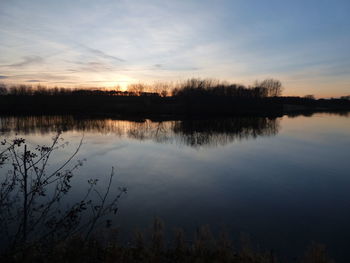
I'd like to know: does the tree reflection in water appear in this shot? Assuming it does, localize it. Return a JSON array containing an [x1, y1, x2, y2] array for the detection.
[[0, 115, 280, 148]]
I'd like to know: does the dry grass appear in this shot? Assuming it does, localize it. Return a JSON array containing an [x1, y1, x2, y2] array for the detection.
[[1, 218, 335, 263]]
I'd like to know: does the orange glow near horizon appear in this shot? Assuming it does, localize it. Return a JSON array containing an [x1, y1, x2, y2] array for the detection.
[[0, 77, 348, 98]]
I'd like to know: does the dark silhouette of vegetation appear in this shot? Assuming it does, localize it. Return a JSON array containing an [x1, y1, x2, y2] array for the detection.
[[254, 78, 283, 97], [0, 79, 349, 116], [304, 95, 316, 100], [172, 78, 282, 98], [340, 95, 350, 100], [0, 217, 335, 263], [0, 134, 127, 253]]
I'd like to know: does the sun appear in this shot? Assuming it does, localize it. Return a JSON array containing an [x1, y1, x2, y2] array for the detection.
[[91, 76, 135, 91]]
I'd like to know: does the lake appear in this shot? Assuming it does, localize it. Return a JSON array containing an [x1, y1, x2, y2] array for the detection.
[[0, 112, 349, 261]]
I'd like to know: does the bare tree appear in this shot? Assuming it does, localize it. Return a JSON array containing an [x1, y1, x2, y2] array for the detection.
[[304, 94, 315, 100], [128, 83, 147, 96], [152, 82, 172, 97], [0, 83, 7, 95], [0, 133, 127, 250], [254, 78, 283, 97]]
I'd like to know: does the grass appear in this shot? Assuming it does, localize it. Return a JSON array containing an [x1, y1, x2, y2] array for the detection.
[[1, 218, 334, 263]]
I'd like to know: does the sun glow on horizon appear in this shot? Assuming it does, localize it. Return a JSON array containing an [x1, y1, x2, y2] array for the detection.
[[0, 0, 349, 97]]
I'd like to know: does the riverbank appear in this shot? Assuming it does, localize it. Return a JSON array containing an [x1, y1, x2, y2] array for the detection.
[[0, 94, 349, 117]]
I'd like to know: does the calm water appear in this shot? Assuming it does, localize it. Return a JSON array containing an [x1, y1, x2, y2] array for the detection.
[[1, 113, 350, 260]]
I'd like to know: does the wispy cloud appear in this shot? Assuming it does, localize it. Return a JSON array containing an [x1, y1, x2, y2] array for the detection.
[[8, 73, 74, 83], [150, 63, 200, 71], [3, 56, 44, 68], [0, 0, 349, 96], [81, 45, 125, 62], [26, 79, 42, 82], [73, 61, 114, 72]]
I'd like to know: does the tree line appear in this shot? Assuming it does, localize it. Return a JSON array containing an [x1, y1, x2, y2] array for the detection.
[[0, 78, 282, 98], [1, 79, 349, 116], [172, 78, 282, 98]]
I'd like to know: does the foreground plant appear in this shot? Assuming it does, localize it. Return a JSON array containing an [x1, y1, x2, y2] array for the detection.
[[0, 133, 127, 252], [0, 218, 334, 263]]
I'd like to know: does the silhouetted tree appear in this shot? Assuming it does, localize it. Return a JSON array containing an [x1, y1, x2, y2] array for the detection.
[[0, 83, 7, 95], [304, 95, 315, 100], [254, 78, 283, 97], [128, 83, 147, 96], [0, 133, 127, 250]]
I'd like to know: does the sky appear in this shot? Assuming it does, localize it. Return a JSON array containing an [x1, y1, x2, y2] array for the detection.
[[0, 0, 349, 97]]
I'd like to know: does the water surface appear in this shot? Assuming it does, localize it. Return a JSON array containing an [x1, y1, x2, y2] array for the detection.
[[0, 113, 349, 261]]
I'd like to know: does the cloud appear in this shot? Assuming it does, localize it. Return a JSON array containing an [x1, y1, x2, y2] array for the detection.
[[26, 79, 41, 82], [51, 81, 78, 84], [81, 45, 125, 62], [4, 56, 44, 68], [10, 73, 73, 82], [1, 0, 349, 96], [0, 75, 9, 79], [151, 64, 200, 71], [86, 80, 129, 83], [79, 61, 113, 72]]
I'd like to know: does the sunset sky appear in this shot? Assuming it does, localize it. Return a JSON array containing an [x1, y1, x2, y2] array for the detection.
[[0, 0, 349, 97]]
